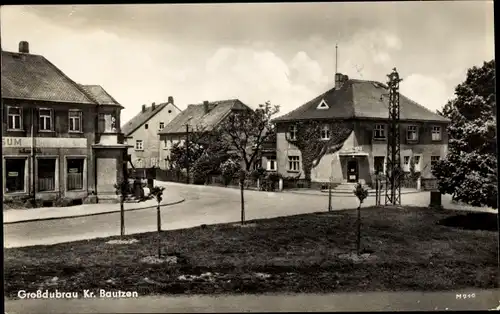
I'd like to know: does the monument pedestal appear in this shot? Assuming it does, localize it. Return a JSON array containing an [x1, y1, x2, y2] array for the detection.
[[92, 140, 131, 204]]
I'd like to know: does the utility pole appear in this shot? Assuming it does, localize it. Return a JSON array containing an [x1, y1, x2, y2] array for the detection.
[[384, 68, 403, 206], [31, 107, 36, 207], [185, 123, 190, 184]]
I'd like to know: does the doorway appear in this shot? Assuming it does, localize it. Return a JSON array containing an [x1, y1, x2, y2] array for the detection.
[[347, 159, 359, 183]]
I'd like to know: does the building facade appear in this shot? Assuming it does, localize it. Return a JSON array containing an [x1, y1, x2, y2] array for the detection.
[[2, 41, 130, 205], [273, 73, 450, 186], [122, 98, 180, 170], [158, 99, 252, 170]]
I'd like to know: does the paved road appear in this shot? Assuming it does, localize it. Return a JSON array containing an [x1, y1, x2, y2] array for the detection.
[[3, 182, 495, 248], [5, 289, 500, 313]]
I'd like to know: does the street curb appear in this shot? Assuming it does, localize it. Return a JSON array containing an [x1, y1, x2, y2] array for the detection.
[[3, 198, 185, 225]]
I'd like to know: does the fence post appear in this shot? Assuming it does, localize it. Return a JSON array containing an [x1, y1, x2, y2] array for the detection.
[[417, 177, 421, 190], [279, 178, 283, 191]]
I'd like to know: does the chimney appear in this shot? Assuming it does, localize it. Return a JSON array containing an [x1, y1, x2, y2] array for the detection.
[[168, 96, 174, 104], [152, 102, 156, 110], [142, 104, 146, 112], [335, 73, 348, 90], [203, 100, 210, 114], [19, 41, 29, 54]]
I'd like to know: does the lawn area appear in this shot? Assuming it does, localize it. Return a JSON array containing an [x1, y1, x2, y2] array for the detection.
[[4, 206, 498, 297]]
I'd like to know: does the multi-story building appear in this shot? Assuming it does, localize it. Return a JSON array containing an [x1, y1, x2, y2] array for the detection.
[[122, 97, 181, 170], [158, 99, 252, 170], [2, 41, 130, 205], [272, 72, 450, 187]]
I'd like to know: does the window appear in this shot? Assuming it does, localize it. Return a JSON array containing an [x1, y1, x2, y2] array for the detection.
[[135, 140, 144, 151], [38, 158, 56, 191], [5, 158, 26, 193], [69, 110, 83, 132], [288, 156, 300, 172], [413, 155, 422, 172], [39, 109, 53, 131], [431, 156, 440, 167], [403, 156, 411, 172], [150, 158, 158, 167], [67, 158, 84, 191], [406, 125, 418, 141], [432, 126, 442, 141], [267, 156, 277, 171], [145, 124, 149, 130], [320, 125, 330, 140], [159, 122, 165, 130], [7, 107, 22, 130], [374, 156, 385, 175], [103, 114, 117, 132], [288, 125, 297, 141], [373, 124, 386, 139]]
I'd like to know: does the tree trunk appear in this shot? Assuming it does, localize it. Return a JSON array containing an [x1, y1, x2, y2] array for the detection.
[[120, 197, 125, 237], [356, 204, 361, 255], [240, 179, 245, 225], [157, 203, 162, 258]]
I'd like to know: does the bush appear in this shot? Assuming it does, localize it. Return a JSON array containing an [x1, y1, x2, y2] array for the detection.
[[220, 159, 242, 187], [250, 167, 267, 181]]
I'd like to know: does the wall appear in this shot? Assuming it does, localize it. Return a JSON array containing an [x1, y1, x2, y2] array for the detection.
[[158, 133, 184, 169], [355, 119, 449, 179], [127, 103, 181, 168], [275, 119, 449, 184], [2, 99, 97, 201]]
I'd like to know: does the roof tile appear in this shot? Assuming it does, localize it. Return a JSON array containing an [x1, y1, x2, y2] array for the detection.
[[159, 99, 250, 134], [273, 78, 449, 123], [1, 51, 96, 104]]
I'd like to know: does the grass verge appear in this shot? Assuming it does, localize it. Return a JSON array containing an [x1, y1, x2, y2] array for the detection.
[[4, 206, 498, 297]]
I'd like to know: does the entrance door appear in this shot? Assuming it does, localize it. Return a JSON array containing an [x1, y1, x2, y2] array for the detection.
[[347, 159, 359, 183]]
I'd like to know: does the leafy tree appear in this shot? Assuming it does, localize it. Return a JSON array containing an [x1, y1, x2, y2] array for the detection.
[[114, 180, 132, 238], [432, 60, 497, 209], [217, 101, 280, 225], [150, 186, 166, 258], [285, 120, 354, 186], [218, 101, 280, 172], [353, 183, 369, 255]]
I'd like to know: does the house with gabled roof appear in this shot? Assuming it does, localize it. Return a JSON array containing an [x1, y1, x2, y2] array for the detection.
[[272, 72, 450, 188], [2, 41, 130, 205], [158, 99, 252, 169], [122, 97, 181, 169]]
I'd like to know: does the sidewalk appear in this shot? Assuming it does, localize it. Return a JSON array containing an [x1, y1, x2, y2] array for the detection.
[[3, 192, 185, 224]]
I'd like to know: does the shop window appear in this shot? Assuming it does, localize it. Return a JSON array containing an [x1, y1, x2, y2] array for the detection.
[[5, 158, 26, 193], [67, 158, 84, 190], [38, 158, 56, 191]]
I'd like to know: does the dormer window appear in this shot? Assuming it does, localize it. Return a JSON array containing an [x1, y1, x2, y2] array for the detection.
[[288, 125, 297, 141], [320, 125, 330, 140], [317, 99, 329, 110]]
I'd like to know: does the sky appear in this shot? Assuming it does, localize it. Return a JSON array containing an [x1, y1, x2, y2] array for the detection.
[[1, 2, 495, 125]]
